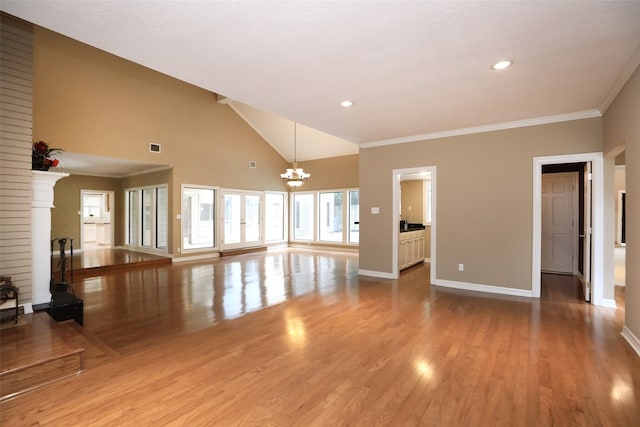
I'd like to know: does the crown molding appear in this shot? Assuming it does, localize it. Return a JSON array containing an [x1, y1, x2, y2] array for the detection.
[[599, 41, 640, 114], [361, 110, 603, 149]]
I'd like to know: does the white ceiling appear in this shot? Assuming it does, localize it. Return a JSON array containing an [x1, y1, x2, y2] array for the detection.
[[52, 152, 171, 178], [3, 1, 640, 165]]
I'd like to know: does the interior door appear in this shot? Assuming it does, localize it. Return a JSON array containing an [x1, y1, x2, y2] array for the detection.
[[583, 162, 593, 301], [541, 172, 578, 274], [221, 190, 262, 250]]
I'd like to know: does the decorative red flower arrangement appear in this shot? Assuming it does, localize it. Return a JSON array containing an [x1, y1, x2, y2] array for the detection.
[[32, 140, 62, 171]]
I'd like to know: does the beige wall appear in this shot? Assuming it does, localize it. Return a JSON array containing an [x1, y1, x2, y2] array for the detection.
[[34, 27, 359, 257], [52, 175, 121, 249], [604, 65, 640, 343], [400, 180, 424, 224], [360, 118, 603, 291], [289, 154, 359, 192]]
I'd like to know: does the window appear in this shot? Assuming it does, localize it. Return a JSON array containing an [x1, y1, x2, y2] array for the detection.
[[425, 180, 432, 224], [348, 190, 359, 243], [319, 192, 343, 242], [156, 187, 168, 249], [126, 184, 168, 251], [183, 186, 216, 250], [127, 190, 139, 246], [142, 188, 153, 247], [293, 193, 314, 240], [83, 193, 106, 219], [265, 192, 286, 242], [290, 189, 359, 245]]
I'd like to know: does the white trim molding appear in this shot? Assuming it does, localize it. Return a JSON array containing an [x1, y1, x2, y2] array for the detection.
[[392, 165, 437, 282], [600, 298, 617, 309], [434, 279, 534, 298], [532, 153, 606, 306], [621, 326, 640, 357], [363, 110, 602, 148], [358, 269, 395, 279]]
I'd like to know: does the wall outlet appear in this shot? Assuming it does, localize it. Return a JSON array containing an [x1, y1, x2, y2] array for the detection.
[[458, 263, 464, 272]]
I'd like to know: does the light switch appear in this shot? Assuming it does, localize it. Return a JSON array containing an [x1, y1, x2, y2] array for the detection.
[[371, 207, 380, 214]]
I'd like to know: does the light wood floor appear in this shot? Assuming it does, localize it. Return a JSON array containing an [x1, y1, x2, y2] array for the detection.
[[2, 249, 639, 426]]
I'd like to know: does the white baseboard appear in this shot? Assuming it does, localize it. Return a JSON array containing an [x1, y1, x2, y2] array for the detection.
[[599, 298, 617, 309], [358, 269, 395, 279], [288, 243, 359, 253], [424, 258, 431, 263], [621, 326, 640, 357], [22, 304, 33, 314], [434, 279, 533, 298]]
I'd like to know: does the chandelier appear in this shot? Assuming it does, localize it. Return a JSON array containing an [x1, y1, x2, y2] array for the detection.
[[280, 122, 310, 187]]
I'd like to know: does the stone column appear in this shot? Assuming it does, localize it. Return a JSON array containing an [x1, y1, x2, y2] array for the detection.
[[31, 170, 69, 307]]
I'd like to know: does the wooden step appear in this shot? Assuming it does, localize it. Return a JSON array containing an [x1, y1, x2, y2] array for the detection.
[[0, 314, 85, 401]]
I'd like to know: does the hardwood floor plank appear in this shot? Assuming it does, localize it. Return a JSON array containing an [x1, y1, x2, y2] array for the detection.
[[1, 251, 639, 426]]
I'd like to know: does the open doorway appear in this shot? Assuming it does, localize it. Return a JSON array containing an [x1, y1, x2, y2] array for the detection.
[[392, 166, 436, 281], [81, 190, 114, 251], [541, 166, 583, 301], [532, 152, 610, 307]]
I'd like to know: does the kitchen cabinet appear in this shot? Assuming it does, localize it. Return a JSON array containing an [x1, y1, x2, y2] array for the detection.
[[399, 229, 425, 270]]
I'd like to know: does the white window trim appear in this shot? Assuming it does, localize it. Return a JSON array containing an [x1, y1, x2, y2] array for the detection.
[[290, 187, 360, 246], [264, 190, 289, 243], [181, 183, 219, 253], [124, 183, 169, 254]]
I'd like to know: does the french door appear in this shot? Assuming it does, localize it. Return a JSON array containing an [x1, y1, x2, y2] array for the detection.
[[220, 190, 262, 250]]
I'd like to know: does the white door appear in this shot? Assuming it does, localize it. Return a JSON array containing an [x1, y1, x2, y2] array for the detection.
[[221, 190, 262, 250], [541, 172, 578, 274], [583, 162, 593, 301]]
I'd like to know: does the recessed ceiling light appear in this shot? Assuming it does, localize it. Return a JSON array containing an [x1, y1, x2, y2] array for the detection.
[[340, 100, 353, 107], [491, 60, 512, 70]]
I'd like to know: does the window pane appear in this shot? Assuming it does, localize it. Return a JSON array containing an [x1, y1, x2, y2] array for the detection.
[[245, 195, 261, 242], [183, 187, 215, 249], [142, 189, 153, 247], [425, 180, 432, 224], [293, 193, 314, 240], [156, 187, 168, 249], [128, 190, 139, 245], [319, 192, 343, 242], [349, 190, 359, 243], [224, 194, 241, 244], [265, 193, 285, 241], [83, 194, 104, 219]]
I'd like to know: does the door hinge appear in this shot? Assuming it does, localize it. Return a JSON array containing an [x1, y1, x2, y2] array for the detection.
[[587, 173, 593, 181]]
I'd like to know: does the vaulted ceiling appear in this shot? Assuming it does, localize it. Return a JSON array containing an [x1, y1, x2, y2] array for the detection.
[[3, 1, 640, 162]]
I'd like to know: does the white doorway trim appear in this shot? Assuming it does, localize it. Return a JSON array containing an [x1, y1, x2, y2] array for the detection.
[[532, 152, 607, 306], [392, 166, 436, 281]]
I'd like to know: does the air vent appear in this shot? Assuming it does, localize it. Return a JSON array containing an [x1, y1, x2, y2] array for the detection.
[[249, 160, 257, 169], [149, 143, 161, 153]]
